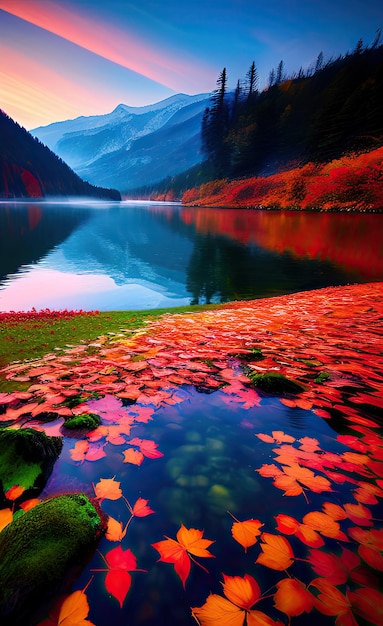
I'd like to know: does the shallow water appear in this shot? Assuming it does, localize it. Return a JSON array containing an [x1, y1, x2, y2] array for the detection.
[[37, 385, 373, 625]]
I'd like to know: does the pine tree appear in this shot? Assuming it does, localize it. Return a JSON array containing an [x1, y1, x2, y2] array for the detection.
[[246, 61, 258, 100]]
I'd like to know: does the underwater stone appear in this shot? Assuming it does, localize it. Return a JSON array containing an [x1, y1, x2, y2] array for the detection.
[[0, 493, 105, 625], [207, 484, 237, 515], [0, 427, 63, 504]]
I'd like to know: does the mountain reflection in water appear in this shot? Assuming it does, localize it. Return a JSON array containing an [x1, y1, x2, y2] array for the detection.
[[0, 201, 381, 311]]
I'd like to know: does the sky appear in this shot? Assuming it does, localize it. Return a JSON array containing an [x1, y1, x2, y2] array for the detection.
[[0, 0, 382, 130]]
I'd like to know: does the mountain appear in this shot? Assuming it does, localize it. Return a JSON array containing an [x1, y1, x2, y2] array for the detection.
[[0, 110, 121, 200], [32, 93, 211, 193]]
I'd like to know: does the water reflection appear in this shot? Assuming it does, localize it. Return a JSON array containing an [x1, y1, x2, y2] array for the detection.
[[0, 201, 382, 311]]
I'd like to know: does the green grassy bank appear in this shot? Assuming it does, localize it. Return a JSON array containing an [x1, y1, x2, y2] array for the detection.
[[0, 305, 220, 391]]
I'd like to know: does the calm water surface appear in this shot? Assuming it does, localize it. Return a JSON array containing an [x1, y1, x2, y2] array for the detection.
[[0, 200, 382, 311]]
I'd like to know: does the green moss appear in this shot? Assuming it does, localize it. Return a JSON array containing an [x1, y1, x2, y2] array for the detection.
[[315, 371, 330, 384], [235, 347, 264, 362], [247, 371, 305, 394], [63, 413, 101, 431], [0, 428, 63, 497], [0, 493, 105, 624]]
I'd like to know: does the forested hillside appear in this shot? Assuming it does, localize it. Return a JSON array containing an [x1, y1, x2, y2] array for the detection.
[[0, 111, 120, 199], [142, 35, 383, 208], [201, 37, 383, 178]]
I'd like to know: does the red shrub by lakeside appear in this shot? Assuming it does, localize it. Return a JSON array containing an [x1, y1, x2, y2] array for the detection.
[[182, 147, 383, 211], [0, 308, 99, 325]]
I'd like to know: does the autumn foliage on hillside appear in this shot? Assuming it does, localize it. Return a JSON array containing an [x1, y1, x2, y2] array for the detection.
[[182, 147, 383, 211]]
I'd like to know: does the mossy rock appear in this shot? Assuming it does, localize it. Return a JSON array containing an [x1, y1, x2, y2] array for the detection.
[[0, 493, 105, 625], [63, 413, 101, 431], [315, 371, 330, 384], [235, 347, 264, 362], [0, 428, 63, 504], [247, 371, 305, 394]]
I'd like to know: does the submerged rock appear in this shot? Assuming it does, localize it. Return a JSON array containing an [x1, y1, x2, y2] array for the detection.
[[247, 371, 305, 394], [0, 493, 105, 625], [0, 428, 63, 504]]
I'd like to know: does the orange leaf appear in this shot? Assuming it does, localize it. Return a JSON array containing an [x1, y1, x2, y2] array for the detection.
[[311, 578, 352, 616], [0, 508, 12, 532], [106, 516, 127, 542], [123, 448, 144, 466], [5, 485, 25, 501], [256, 533, 294, 571], [152, 523, 214, 587], [37, 589, 94, 625], [222, 574, 261, 610], [192, 593, 245, 626], [322, 502, 348, 520], [176, 523, 215, 558], [131, 497, 155, 517], [343, 502, 373, 526], [152, 537, 191, 587], [19, 498, 40, 512], [303, 511, 348, 541], [231, 519, 263, 551], [273, 578, 314, 616], [94, 477, 123, 501]]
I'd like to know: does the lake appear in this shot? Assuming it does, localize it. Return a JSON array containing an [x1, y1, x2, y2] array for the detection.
[[0, 200, 382, 312]]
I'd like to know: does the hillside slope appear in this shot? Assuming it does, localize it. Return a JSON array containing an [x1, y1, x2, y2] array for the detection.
[[0, 111, 120, 199]]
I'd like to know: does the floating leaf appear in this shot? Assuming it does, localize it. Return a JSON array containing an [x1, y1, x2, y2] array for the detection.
[[152, 523, 214, 587], [131, 497, 155, 517], [311, 578, 354, 621], [122, 448, 144, 466], [256, 533, 294, 571], [273, 578, 314, 617], [192, 574, 281, 626], [349, 588, 383, 625], [231, 517, 263, 551], [94, 477, 123, 501], [106, 516, 127, 542], [275, 514, 324, 548], [37, 589, 94, 625], [92, 546, 145, 608]]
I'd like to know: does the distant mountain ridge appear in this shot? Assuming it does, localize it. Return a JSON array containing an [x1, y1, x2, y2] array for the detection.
[[0, 110, 120, 200], [32, 93, 211, 192]]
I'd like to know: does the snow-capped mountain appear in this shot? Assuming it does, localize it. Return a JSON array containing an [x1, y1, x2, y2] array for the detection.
[[32, 93, 211, 192]]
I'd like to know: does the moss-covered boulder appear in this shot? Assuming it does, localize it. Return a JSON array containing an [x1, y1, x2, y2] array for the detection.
[[247, 371, 306, 394], [0, 428, 63, 505], [0, 493, 105, 625], [63, 412, 101, 431]]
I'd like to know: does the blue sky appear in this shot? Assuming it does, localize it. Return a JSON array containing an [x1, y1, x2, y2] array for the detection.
[[0, 0, 381, 129]]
